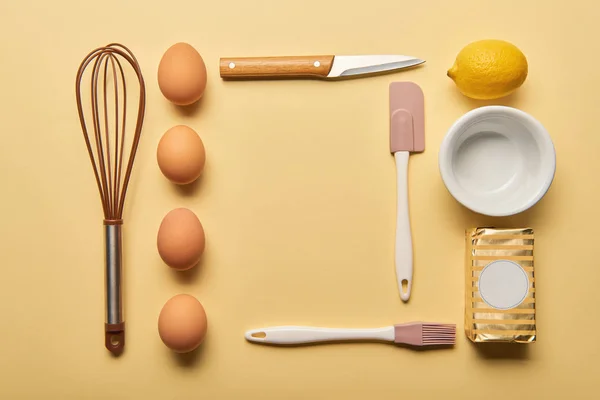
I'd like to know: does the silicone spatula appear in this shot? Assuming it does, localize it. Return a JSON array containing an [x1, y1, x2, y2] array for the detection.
[[389, 82, 425, 302]]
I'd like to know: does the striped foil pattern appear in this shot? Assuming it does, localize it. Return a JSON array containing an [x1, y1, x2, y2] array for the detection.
[[465, 227, 536, 343]]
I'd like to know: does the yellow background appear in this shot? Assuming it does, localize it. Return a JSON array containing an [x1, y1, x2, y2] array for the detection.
[[1, 0, 599, 398]]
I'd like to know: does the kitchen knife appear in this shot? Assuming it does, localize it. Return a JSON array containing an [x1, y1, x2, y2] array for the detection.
[[219, 55, 424, 79]]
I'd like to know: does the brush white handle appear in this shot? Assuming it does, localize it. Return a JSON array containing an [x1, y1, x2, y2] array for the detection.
[[394, 151, 413, 301], [245, 326, 395, 345]]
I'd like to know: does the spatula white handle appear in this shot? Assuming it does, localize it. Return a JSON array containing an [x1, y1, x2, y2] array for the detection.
[[245, 326, 395, 345], [394, 151, 413, 301]]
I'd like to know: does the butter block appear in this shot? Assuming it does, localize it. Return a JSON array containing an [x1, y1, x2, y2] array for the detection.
[[465, 227, 536, 343]]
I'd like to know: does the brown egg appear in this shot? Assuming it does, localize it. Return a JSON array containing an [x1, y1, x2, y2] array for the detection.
[[158, 294, 208, 353], [157, 125, 205, 185], [158, 42, 207, 105], [157, 208, 205, 270]]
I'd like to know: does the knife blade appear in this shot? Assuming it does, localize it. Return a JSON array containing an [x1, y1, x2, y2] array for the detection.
[[219, 55, 424, 80]]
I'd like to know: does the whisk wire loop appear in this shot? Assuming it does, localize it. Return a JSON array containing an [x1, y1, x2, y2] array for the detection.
[[75, 44, 145, 221]]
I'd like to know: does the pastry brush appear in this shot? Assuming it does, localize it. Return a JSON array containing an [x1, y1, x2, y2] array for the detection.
[[245, 322, 455, 347]]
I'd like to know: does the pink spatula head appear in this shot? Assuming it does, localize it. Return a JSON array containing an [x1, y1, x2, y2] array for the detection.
[[390, 82, 425, 153]]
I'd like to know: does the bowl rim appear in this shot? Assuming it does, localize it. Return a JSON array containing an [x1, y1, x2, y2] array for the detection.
[[439, 105, 556, 216]]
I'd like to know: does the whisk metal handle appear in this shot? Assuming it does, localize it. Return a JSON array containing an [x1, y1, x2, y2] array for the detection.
[[104, 222, 124, 355]]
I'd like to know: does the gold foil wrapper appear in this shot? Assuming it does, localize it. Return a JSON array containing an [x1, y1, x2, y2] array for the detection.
[[465, 227, 536, 343]]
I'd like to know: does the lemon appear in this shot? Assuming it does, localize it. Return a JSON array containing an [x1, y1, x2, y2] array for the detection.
[[447, 40, 528, 100]]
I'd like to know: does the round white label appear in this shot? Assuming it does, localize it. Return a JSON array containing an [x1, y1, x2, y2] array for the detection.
[[478, 260, 529, 310]]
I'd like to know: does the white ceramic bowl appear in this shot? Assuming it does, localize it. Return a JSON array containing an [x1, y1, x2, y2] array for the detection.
[[439, 106, 556, 216]]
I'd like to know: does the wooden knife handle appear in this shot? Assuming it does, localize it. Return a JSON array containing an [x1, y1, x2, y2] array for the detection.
[[220, 56, 334, 79]]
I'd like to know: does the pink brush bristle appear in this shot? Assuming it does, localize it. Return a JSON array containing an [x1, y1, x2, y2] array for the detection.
[[393, 322, 456, 346]]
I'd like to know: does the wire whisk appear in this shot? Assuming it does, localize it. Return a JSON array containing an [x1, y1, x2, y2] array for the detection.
[[75, 43, 146, 355]]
